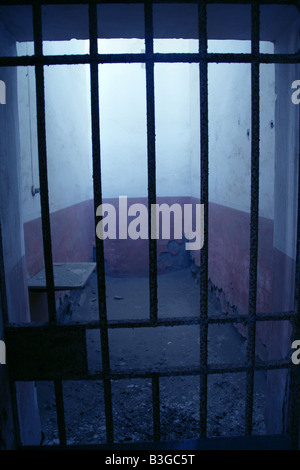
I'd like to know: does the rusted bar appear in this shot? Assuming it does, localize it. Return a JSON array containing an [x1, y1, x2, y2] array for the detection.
[[88, 2, 114, 444], [54, 380, 67, 445], [198, 0, 209, 439], [152, 375, 161, 441], [145, 1, 158, 322], [7, 359, 292, 383], [5, 310, 297, 331], [1, 52, 300, 67], [33, 4, 56, 323], [245, 0, 260, 436], [32, 4, 68, 446]]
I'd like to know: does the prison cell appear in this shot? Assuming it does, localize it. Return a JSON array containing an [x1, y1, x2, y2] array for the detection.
[[0, 0, 299, 450]]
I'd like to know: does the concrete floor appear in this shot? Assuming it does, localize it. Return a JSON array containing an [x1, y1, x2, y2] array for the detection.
[[37, 268, 267, 445]]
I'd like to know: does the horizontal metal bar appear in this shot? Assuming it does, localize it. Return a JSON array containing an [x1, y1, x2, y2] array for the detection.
[[5, 311, 296, 331], [0, 0, 298, 6], [0, 52, 299, 67], [11, 360, 293, 382]]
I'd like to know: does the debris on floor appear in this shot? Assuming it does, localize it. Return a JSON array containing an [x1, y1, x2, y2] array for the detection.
[[37, 268, 266, 446]]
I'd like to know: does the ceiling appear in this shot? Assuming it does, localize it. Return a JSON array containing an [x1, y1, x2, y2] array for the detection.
[[0, 3, 298, 44]]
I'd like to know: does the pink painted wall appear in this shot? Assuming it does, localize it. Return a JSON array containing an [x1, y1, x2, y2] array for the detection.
[[206, 201, 275, 360], [24, 199, 95, 278], [23, 196, 192, 281]]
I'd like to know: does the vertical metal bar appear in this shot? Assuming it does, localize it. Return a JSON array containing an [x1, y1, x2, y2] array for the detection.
[[54, 380, 66, 445], [89, 2, 114, 444], [245, 0, 260, 436], [0, 222, 21, 448], [145, 1, 158, 322], [33, 4, 67, 446], [198, 0, 209, 439], [32, 4, 56, 324], [152, 375, 160, 441], [145, 3, 159, 443], [288, 107, 300, 450]]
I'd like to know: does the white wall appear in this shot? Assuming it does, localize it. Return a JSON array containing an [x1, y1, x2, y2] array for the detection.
[[17, 40, 93, 224], [207, 40, 275, 219], [155, 40, 196, 197], [99, 39, 194, 198], [99, 38, 275, 220], [17, 38, 276, 221], [98, 40, 148, 198]]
